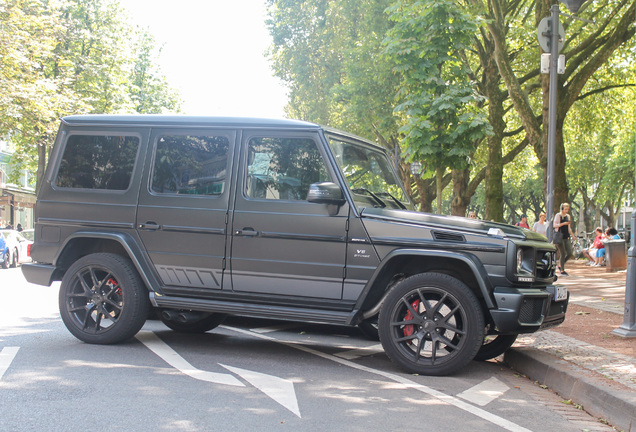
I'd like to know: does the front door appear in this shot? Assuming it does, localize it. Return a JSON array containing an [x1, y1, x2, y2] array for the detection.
[[230, 130, 349, 299], [136, 128, 235, 295]]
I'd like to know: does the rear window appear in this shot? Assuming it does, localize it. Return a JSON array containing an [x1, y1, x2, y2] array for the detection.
[[56, 135, 139, 190]]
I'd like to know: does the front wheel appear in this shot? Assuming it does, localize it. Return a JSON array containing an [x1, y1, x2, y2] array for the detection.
[[1, 250, 10, 269], [378, 273, 484, 376], [59, 253, 150, 344]]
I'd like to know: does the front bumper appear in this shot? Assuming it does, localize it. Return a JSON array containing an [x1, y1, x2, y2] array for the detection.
[[489, 285, 569, 334]]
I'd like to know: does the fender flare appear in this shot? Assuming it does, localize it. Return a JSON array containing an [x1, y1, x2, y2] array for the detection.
[[352, 248, 495, 322], [55, 231, 162, 294]]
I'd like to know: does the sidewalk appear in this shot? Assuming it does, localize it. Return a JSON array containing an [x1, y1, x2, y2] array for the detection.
[[504, 259, 636, 432]]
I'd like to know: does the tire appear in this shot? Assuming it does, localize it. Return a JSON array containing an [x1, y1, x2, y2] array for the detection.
[[59, 253, 150, 344], [160, 311, 226, 333], [378, 273, 485, 376], [1, 250, 9, 269], [358, 317, 380, 341], [10, 248, 18, 268], [473, 334, 518, 361]]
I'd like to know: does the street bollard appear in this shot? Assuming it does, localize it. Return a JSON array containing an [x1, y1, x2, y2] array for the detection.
[[612, 210, 636, 337]]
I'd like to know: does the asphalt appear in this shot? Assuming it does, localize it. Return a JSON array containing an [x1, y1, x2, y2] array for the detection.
[[504, 258, 636, 432]]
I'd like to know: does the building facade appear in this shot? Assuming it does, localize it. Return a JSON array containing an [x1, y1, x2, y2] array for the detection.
[[0, 141, 36, 229]]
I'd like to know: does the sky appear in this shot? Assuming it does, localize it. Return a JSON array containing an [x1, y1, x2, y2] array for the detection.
[[121, 0, 289, 118]]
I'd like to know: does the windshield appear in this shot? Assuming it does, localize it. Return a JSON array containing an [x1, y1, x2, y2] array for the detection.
[[328, 136, 413, 211]]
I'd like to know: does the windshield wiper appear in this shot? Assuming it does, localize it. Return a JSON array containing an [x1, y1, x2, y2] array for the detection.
[[352, 188, 386, 208], [377, 191, 407, 210]]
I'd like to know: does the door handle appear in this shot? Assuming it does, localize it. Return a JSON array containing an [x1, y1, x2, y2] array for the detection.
[[234, 228, 259, 236], [139, 222, 161, 231]]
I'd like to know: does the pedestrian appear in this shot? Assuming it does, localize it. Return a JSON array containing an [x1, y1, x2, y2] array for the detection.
[[532, 212, 548, 236], [16, 223, 23, 232], [468, 211, 477, 219], [553, 202, 574, 276], [516, 214, 530, 229], [582, 227, 604, 266]]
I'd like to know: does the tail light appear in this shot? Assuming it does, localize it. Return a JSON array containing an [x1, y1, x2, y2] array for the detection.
[[27, 244, 32, 257]]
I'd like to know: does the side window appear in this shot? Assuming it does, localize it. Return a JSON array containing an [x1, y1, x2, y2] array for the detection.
[[246, 137, 331, 201], [151, 135, 229, 196], [56, 135, 139, 190]]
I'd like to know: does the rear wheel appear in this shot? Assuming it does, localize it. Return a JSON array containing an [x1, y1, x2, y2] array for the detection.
[[10, 248, 18, 267], [474, 334, 518, 361], [378, 273, 484, 376], [59, 253, 150, 344], [160, 311, 227, 333]]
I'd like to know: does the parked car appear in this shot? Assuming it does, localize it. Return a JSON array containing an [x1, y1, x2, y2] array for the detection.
[[0, 229, 33, 267], [0, 234, 8, 269], [22, 115, 568, 376], [21, 229, 34, 242]]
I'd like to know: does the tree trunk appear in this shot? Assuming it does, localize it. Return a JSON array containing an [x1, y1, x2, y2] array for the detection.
[[436, 168, 443, 214], [483, 55, 505, 222], [451, 167, 471, 216]]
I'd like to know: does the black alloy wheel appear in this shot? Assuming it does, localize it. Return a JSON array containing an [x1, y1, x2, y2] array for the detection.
[[59, 253, 150, 344], [378, 273, 484, 376]]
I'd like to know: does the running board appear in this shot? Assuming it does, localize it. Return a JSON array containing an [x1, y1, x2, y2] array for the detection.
[[150, 293, 356, 325]]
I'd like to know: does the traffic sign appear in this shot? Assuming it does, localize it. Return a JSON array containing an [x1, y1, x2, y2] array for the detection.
[[537, 17, 565, 53]]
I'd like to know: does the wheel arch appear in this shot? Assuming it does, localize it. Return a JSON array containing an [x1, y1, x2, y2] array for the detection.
[[53, 231, 161, 294], [352, 249, 495, 323]]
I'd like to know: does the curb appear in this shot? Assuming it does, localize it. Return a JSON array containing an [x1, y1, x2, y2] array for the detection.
[[505, 347, 636, 432]]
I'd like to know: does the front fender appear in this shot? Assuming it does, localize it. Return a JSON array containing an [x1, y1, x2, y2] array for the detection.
[[351, 248, 495, 322]]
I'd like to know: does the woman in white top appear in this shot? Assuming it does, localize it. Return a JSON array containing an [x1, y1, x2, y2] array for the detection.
[[532, 212, 547, 236]]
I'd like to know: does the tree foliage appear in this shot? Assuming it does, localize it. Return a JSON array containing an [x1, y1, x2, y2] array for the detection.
[[0, 0, 181, 189]]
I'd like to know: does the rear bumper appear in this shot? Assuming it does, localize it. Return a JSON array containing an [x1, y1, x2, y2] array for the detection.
[[489, 286, 569, 334], [21, 263, 59, 286]]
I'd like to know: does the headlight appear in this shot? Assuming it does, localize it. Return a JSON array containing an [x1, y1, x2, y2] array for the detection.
[[515, 247, 535, 281]]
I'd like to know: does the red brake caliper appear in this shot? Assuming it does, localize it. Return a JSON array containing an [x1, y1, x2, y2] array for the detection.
[[107, 278, 122, 296], [403, 300, 420, 337]]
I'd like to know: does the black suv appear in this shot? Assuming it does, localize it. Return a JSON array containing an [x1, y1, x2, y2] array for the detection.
[[22, 115, 568, 376]]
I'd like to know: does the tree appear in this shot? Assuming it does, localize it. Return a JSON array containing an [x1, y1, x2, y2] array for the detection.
[[0, 0, 181, 190], [384, 0, 492, 214]]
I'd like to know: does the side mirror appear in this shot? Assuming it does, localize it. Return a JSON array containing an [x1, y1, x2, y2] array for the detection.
[[307, 182, 345, 205], [307, 182, 345, 216]]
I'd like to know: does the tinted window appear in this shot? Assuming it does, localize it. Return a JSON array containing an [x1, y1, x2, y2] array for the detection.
[[151, 135, 229, 196], [56, 135, 139, 190], [246, 137, 331, 201]]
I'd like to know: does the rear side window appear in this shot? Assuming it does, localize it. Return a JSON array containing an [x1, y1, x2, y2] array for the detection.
[[56, 135, 139, 190], [151, 135, 229, 196]]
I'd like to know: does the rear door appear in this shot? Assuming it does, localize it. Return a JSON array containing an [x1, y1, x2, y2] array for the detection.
[[229, 130, 349, 299], [136, 128, 235, 295]]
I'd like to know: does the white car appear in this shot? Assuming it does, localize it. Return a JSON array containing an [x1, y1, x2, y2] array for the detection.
[[0, 229, 33, 267]]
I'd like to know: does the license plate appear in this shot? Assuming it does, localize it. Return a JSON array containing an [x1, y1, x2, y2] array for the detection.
[[555, 285, 568, 302]]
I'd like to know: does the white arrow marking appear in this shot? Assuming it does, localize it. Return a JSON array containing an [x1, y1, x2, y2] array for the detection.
[[0, 347, 19, 380], [220, 364, 301, 418], [136, 331, 243, 387], [457, 377, 510, 406]]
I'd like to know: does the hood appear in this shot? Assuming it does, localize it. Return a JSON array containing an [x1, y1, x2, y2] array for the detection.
[[360, 208, 547, 241]]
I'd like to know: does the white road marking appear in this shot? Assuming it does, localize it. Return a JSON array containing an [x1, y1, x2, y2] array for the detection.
[[334, 343, 383, 360], [457, 377, 510, 406], [220, 364, 301, 418], [0, 347, 19, 380], [135, 331, 243, 387], [250, 323, 302, 334], [222, 325, 532, 432]]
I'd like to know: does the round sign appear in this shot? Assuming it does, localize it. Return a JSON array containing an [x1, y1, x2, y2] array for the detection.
[[537, 17, 565, 53]]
